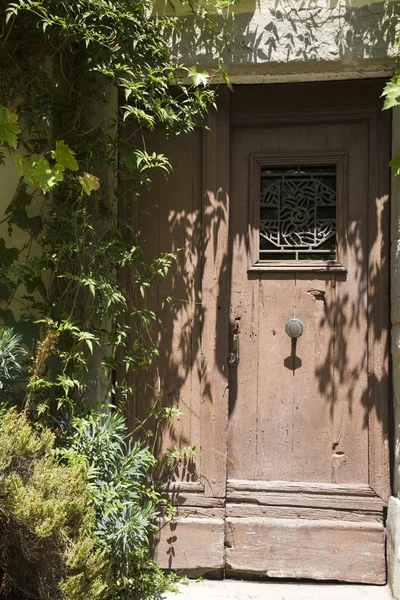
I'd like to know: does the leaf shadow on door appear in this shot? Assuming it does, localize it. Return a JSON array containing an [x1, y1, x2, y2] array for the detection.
[[121, 0, 396, 495]]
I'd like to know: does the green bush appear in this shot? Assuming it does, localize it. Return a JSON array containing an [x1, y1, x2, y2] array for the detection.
[[0, 328, 179, 599], [63, 411, 179, 600], [0, 409, 108, 599]]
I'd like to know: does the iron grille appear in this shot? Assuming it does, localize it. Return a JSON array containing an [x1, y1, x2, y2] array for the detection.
[[259, 166, 337, 261]]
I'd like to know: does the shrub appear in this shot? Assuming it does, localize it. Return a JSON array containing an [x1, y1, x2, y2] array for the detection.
[[63, 411, 179, 600], [0, 409, 109, 599]]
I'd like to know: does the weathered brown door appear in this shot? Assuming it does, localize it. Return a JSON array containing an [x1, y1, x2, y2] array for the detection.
[[133, 80, 390, 584], [225, 82, 390, 583]]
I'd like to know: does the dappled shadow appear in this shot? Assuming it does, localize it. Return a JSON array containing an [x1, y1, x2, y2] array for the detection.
[[124, 78, 390, 495], [122, 120, 229, 489], [225, 79, 390, 491], [315, 210, 390, 431], [171, 1, 399, 71], [120, 4, 393, 573]]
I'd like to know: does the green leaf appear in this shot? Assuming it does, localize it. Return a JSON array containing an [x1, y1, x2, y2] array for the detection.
[[79, 172, 100, 195], [382, 79, 400, 110], [0, 105, 20, 149], [0, 311, 38, 348], [218, 59, 233, 91], [390, 151, 400, 176], [52, 140, 78, 171], [0, 238, 18, 267], [187, 66, 209, 87], [15, 154, 64, 193], [0, 308, 16, 328]]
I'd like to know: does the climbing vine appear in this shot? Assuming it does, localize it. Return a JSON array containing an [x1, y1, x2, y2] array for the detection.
[[0, 1, 231, 597], [0, 0, 230, 419]]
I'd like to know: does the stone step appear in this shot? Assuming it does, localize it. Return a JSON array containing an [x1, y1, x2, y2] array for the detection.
[[161, 580, 393, 600]]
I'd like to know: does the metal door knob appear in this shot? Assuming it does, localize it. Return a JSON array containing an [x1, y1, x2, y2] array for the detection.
[[285, 317, 304, 338]]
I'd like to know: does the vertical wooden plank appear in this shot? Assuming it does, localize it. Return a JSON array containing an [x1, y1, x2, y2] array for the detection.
[[291, 275, 335, 482], [368, 110, 391, 501], [333, 121, 370, 485], [256, 274, 297, 481], [127, 128, 206, 487], [156, 131, 202, 465], [227, 125, 263, 481], [200, 88, 230, 497]]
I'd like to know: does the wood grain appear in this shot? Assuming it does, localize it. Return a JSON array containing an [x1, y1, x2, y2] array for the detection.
[[225, 517, 386, 584], [200, 88, 230, 498], [154, 515, 225, 572], [121, 79, 390, 580], [226, 503, 383, 523]]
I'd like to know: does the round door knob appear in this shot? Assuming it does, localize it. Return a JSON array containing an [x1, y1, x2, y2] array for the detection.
[[285, 317, 304, 339]]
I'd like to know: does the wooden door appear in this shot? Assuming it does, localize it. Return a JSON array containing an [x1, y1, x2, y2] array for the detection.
[[226, 81, 390, 583], [131, 80, 390, 584]]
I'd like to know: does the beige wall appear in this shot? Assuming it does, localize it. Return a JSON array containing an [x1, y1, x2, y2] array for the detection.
[[159, 0, 399, 84], [155, 0, 400, 15]]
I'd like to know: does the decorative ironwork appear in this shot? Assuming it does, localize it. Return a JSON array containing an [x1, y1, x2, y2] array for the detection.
[[260, 166, 337, 261]]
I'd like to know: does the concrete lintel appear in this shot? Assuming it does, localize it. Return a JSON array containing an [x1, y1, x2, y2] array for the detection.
[[197, 58, 395, 86]]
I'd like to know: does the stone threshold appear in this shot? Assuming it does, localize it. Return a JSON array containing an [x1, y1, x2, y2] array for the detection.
[[160, 580, 392, 600]]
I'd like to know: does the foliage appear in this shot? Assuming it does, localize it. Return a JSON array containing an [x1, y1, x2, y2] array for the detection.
[[0, 409, 108, 599], [383, 66, 400, 174], [62, 411, 179, 599], [0, 0, 229, 420], [0, 0, 230, 597], [0, 328, 27, 400]]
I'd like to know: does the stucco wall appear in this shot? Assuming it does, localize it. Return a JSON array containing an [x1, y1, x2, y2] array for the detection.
[[165, 0, 400, 82]]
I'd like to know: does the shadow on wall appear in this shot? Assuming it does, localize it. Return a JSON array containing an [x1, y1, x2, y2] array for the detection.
[[170, 0, 400, 68]]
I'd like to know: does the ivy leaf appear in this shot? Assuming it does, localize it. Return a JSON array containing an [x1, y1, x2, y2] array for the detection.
[[15, 154, 64, 193], [218, 59, 233, 91], [52, 140, 78, 171], [0, 238, 18, 267], [382, 79, 400, 110], [187, 66, 209, 87], [390, 151, 400, 176], [0, 105, 20, 149], [79, 172, 100, 195]]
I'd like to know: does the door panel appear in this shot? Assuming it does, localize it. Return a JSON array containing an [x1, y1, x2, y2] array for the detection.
[[228, 120, 371, 486], [226, 82, 390, 583]]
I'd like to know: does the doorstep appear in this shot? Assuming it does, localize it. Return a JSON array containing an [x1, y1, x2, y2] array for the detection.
[[160, 580, 393, 600]]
